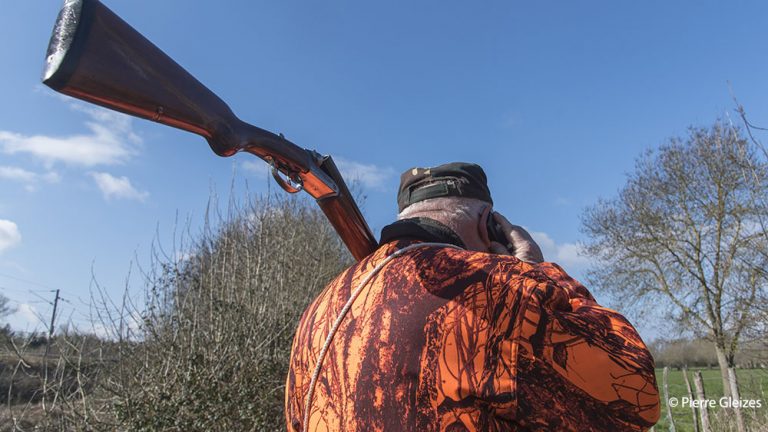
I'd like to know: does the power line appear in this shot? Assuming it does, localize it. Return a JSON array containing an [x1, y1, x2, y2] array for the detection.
[[0, 284, 50, 295], [5, 299, 49, 306], [1, 284, 60, 305], [0, 272, 55, 290], [26, 290, 56, 306]]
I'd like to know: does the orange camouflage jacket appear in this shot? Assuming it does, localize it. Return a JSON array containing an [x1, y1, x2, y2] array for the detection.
[[285, 218, 660, 431]]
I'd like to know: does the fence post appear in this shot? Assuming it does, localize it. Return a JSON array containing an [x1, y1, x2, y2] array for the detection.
[[693, 371, 711, 432], [727, 367, 746, 432], [663, 366, 676, 432], [682, 368, 700, 432]]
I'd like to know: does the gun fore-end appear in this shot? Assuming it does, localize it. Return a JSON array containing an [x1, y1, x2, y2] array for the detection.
[[315, 156, 378, 261]]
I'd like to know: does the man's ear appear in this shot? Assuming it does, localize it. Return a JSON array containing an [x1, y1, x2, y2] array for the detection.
[[477, 205, 493, 250]]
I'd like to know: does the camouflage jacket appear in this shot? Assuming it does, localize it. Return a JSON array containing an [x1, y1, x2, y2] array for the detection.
[[285, 218, 660, 431]]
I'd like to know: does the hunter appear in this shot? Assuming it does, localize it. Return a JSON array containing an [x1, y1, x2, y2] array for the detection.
[[286, 162, 660, 431]]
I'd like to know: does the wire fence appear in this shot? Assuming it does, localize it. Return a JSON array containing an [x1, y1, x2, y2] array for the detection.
[[655, 366, 768, 432]]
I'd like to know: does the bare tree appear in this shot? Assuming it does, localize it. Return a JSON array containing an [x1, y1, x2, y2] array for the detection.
[[0, 293, 14, 320], [582, 120, 768, 396], [731, 100, 768, 358]]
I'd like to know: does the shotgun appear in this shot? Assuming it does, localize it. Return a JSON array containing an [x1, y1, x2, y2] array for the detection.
[[42, 0, 378, 261]]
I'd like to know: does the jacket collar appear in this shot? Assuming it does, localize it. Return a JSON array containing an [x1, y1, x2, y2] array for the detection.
[[379, 217, 466, 249]]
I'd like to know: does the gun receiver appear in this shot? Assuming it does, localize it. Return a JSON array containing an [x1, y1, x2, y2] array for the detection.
[[43, 0, 377, 261]]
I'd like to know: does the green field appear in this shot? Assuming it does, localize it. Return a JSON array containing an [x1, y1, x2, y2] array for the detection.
[[654, 368, 768, 431], [2, 357, 766, 430]]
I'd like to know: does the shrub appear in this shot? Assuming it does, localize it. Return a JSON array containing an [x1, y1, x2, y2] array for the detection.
[[26, 193, 351, 431]]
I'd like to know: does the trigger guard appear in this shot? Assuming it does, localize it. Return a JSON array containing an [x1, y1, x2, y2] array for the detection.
[[267, 158, 303, 194]]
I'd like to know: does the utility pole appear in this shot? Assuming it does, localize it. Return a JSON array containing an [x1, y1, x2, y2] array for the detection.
[[42, 288, 60, 411], [47, 289, 60, 340]]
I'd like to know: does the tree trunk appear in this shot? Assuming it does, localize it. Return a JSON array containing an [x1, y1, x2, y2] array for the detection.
[[715, 343, 732, 398], [727, 368, 746, 432]]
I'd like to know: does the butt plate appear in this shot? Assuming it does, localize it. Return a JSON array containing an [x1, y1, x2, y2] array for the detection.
[[43, 0, 92, 88]]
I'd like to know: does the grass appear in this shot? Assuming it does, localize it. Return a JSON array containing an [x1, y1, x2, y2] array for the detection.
[[2, 363, 766, 430], [0, 403, 47, 432], [654, 368, 768, 431]]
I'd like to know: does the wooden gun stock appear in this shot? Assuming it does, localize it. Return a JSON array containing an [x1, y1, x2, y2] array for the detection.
[[43, 0, 377, 260]]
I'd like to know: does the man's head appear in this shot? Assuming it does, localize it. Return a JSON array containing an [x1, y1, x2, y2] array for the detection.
[[397, 162, 494, 252], [397, 162, 493, 212]]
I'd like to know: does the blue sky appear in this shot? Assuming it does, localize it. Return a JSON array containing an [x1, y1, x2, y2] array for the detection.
[[1, 0, 768, 339]]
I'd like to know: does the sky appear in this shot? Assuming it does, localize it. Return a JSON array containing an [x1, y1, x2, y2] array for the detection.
[[1, 0, 768, 340]]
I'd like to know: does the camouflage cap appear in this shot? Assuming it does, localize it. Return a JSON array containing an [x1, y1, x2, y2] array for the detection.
[[397, 162, 493, 212]]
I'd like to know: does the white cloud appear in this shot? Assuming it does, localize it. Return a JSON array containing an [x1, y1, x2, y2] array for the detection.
[[174, 251, 195, 262], [90, 172, 149, 202], [334, 157, 395, 191], [0, 220, 21, 253], [88, 311, 143, 340], [4, 303, 43, 331], [16, 303, 40, 325], [89, 323, 111, 339], [242, 156, 394, 191], [0, 166, 36, 182], [0, 104, 140, 167], [241, 159, 270, 177], [0, 165, 60, 191], [530, 231, 590, 269], [743, 220, 767, 237]]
